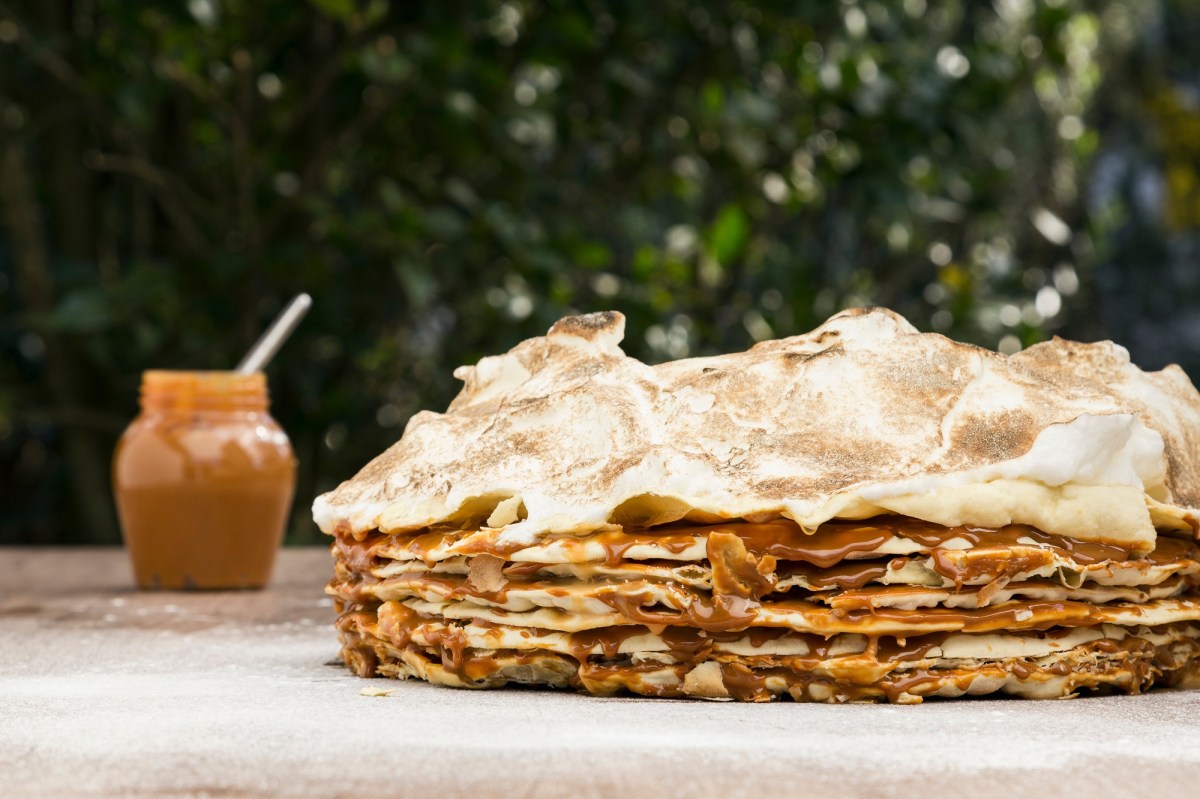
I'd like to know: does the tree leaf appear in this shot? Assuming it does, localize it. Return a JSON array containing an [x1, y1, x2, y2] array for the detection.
[[708, 204, 749, 266], [309, 0, 355, 22]]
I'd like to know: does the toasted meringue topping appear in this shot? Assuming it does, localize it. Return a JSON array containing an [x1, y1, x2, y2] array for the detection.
[[313, 308, 1200, 551]]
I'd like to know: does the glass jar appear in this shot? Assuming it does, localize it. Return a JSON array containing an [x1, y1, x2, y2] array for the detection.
[[112, 371, 296, 589]]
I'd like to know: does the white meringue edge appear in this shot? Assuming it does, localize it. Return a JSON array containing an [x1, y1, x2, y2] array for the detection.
[[312, 413, 1172, 553]]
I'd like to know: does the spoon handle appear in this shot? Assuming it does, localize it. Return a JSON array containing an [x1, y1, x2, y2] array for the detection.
[[236, 293, 313, 374]]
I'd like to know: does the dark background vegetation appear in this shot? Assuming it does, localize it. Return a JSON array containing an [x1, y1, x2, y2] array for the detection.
[[2, 0, 1199, 545]]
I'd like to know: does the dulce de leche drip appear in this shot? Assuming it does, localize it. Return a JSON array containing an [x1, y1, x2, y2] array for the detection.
[[113, 371, 296, 589]]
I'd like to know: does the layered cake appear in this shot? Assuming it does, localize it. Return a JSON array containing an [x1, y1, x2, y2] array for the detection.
[[315, 309, 1200, 702]]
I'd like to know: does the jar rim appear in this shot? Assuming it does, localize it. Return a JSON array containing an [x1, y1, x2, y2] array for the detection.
[[140, 370, 269, 412]]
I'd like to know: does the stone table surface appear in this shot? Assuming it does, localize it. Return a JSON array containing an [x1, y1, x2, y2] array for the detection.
[[2, 547, 1200, 799]]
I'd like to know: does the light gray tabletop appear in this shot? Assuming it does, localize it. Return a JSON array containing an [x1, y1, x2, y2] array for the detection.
[[2, 547, 1198, 798]]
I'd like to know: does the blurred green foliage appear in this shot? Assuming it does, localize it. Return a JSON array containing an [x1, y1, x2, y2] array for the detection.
[[2, 0, 1199, 545]]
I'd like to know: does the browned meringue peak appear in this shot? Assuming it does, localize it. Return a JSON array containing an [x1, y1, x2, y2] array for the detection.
[[313, 308, 1200, 550], [1013, 337, 1200, 520]]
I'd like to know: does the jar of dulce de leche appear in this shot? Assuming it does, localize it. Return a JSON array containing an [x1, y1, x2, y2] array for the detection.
[[113, 371, 296, 589]]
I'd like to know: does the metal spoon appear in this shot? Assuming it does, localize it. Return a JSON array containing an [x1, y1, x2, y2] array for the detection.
[[236, 293, 313, 374]]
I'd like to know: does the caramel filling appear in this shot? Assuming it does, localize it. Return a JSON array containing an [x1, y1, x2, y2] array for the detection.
[[340, 603, 1200, 703], [328, 516, 1200, 702]]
